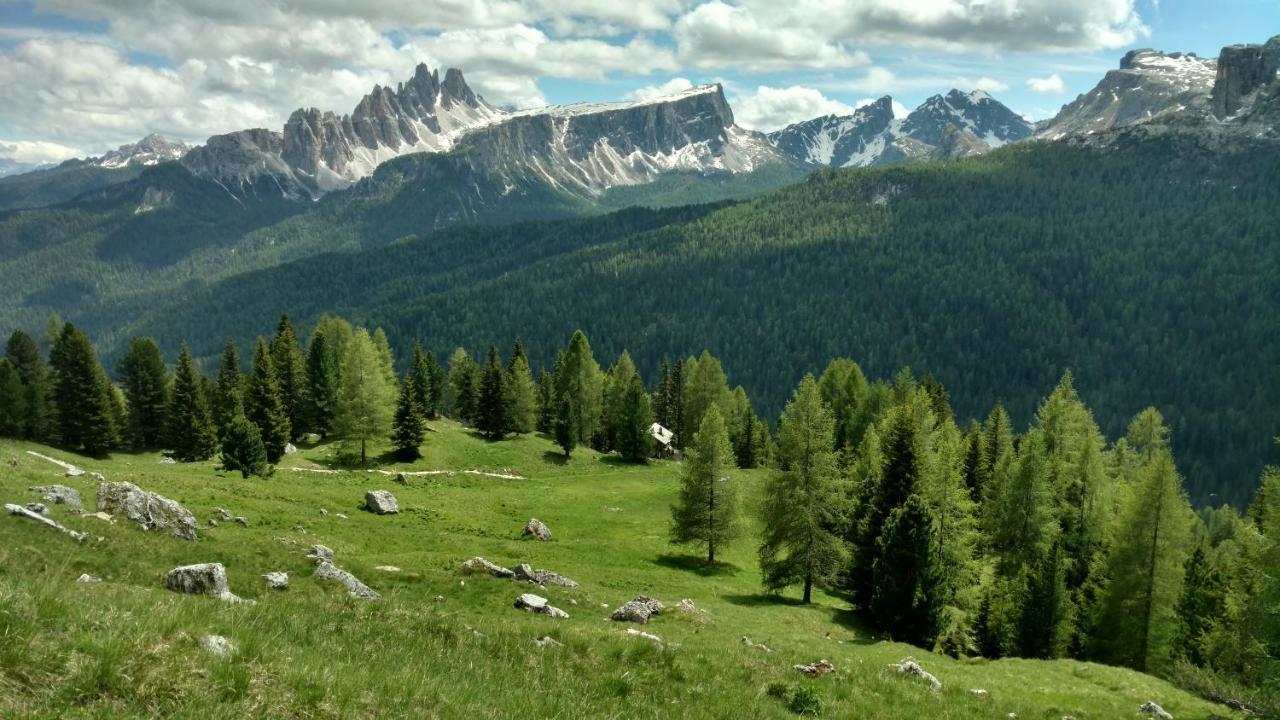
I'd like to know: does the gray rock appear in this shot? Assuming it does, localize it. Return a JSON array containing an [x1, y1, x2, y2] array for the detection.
[[889, 658, 942, 690], [96, 481, 198, 541], [510, 563, 579, 588], [200, 634, 236, 657], [159, 456, 176, 464], [76, 573, 102, 583], [64, 467, 85, 477], [314, 560, 380, 599], [165, 563, 244, 602], [283, 443, 298, 455], [625, 628, 663, 644], [25, 502, 48, 515], [522, 518, 552, 540], [263, 572, 289, 590], [394, 472, 408, 485], [374, 565, 401, 572], [335, 513, 348, 520], [742, 636, 772, 652], [460, 556, 516, 578], [319, 508, 328, 516], [365, 489, 399, 515], [5, 502, 86, 542], [514, 593, 569, 619], [611, 596, 665, 624], [88, 471, 105, 482], [794, 659, 835, 677], [1212, 44, 1278, 118], [534, 636, 563, 647], [28, 484, 82, 507], [1139, 702, 1173, 720], [306, 544, 334, 561]]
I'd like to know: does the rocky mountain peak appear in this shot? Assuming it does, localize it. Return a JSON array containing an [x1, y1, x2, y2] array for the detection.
[[92, 134, 190, 169], [1212, 42, 1279, 118]]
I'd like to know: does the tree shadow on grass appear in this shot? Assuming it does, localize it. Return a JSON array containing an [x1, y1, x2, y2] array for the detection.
[[599, 455, 648, 468], [654, 553, 742, 577], [721, 593, 808, 608], [541, 451, 570, 466], [829, 606, 877, 642]]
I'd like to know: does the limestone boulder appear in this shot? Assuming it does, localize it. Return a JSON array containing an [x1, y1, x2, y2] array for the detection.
[[96, 482, 198, 541], [365, 490, 399, 515], [522, 518, 552, 541]]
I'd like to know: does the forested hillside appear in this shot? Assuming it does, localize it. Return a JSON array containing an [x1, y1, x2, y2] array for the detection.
[[121, 134, 1280, 506]]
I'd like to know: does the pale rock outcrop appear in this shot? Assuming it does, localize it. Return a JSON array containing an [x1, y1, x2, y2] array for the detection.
[[365, 490, 399, 514], [314, 560, 380, 599], [514, 593, 569, 619], [29, 485, 82, 506], [626, 628, 663, 644], [611, 596, 664, 624], [263, 572, 289, 589], [200, 634, 236, 657], [460, 556, 516, 579], [306, 544, 334, 561], [794, 659, 836, 677], [1139, 702, 1173, 720], [522, 518, 552, 540], [76, 573, 102, 583], [510, 563, 578, 588], [96, 482, 198, 540], [889, 658, 942, 690], [165, 563, 246, 603], [5, 502, 86, 542], [742, 636, 772, 652]]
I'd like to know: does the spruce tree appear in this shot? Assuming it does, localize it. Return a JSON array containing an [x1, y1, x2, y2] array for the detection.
[[670, 406, 740, 563], [1172, 544, 1226, 666], [0, 360, 27, 437], [165, 345, 218, 462], [476, 345, 507, 440], [410, 342, 434, 420], [244, 337, 290, 463], [5, 330, 49, 440], [116, 337, 169, 449], [269, 314, 307, 439], [334, 328, 395, 464], [669, 359, 686, 447], [391, 375, 426, 460], [551, 351, 577, 457], [304, 330, 339, 437], [612, 361, 653, 462], [505, 339, 537, 435], [213, 341, 244, 437], [426, 349, 445, 419], [447, 348, 479, 423], [48, 323, 118, 455], [871, 494, 941, 646], [220, 414, 269, 478], [536, 368, 554, 434], [851, 402, 924, 605], [654, 359, 672, 430], [759, 374, 847, 603]]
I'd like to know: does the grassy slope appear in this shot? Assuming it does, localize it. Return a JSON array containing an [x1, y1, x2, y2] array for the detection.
[[0, 425, 1231, 719]]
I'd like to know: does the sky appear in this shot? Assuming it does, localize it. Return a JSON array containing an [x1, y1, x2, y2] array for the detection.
[[0, 0, 1276, 165]]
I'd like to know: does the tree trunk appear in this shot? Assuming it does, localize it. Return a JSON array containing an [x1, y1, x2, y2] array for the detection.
[[360, 437, 367, 464], [803, 573, 813, 604], [707, 475, 716, 565]]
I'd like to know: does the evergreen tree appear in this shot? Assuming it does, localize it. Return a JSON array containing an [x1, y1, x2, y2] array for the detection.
[[1089, 447, 1193, 671], [165, 344, 218, 461], [244, 337, 290, 463], [0, 359, 27, 436], [410, 342, 434, 421], [1018, 537, 1072, 658], [669, 359, 686, 448], [303, 330, 339, 437], [536, 368, 554, 434], [48, 323, 118, 455], [220, 414, 269, 478], [269, 313, 307, 439], [960, 423, 986, 501], [554, 330, 603, 444], [1173, 544, 1226, 666], [447, 347, 479, 423], [476, 344, 507, 440], [759, 375, 847, 603], [851, 402, 924, 605], [682, 351, 731, 448], [426, 349, 445, 419], [670, 406, 740, 563], [5, 330, 49, 440], [505, 339, 537, 435], [334, 328, 395, 464], [613, 363, 653, 462], [654, 359, 673, 430], [982, 403, 1013, 487], [212, 341, 244, 436], [116, 337, 169, 449], [551, 351, 576, 457], [871, 494, 941, 646], [391, 375, 426, 460]]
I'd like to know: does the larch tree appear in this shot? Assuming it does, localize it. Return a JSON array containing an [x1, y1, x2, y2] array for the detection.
[[116, 337, 169, 449], [269, 314, 307, 439], [681, 351, 731, 448], [212, 341, 244, 437], [758, 374, 847, 604], [334, 328, 395, 464], [48, 323, 118, 455], [670, 406, 740, 563], [391, 374, 426, 460], [505, 339, 537, 435], [165, 344, 218, 462], [244, 337, 290, 463], [554, 330, 603, 445]]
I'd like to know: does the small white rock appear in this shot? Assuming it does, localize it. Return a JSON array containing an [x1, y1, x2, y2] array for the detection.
[[200, 634, 236, 657]]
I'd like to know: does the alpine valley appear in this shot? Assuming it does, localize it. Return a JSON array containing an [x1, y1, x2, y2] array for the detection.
[[1, 34, 1278, 507]]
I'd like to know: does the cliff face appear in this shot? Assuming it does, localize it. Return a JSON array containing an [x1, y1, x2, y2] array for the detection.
[[1212, 43, 1279, 118]]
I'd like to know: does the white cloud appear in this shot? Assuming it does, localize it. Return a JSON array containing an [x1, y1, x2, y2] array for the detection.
[[626, 77, 695, 101], [1027, 73, 1067, 94], [955, 76, 1010, 93], [0, 139, 84, 164], [733, 85, 859, 131], [674, 1, 870, 70]]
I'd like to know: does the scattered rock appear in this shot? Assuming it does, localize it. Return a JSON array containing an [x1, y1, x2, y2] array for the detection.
[[394, 472, 408, 485], [88, 471, 105, 482], [314, 560, 380, 599], [76, 573, 102, 583], [5, 503, 86, 542], [165, 563, 245, 603], [1139, 702, 1173, 720], [514, 593, 569, 619], [263, 572, 289, 590], [374, 565, 401, 572], [365, 489, 399, 515], [675, 598, 701, 613], [96, 481, 198, 541], [534, 636, 563, 648], [319, 508, 328, 516], [794, 659, 836, 677], [742, 636, 773, 652], [200, 634, 236, 657], [208, 518, 219, 528], [306, 544, 334, 562], [522, 518, 552, 541], [29, 485, 82, 506], [283, 443, 297, 455], [25, 502, 48, 515], [888, 658, 942, 691], [85, 511, 113, 522], [510, 563, 579, 588], [611, 596, 665, 624], [626, 628, 663, 644], [159, 456, 176, 464], [64, 468, 85, 478], [335, 513, 348, 520], [970, 688, 989, 699], [460, 556, 516, 578]]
